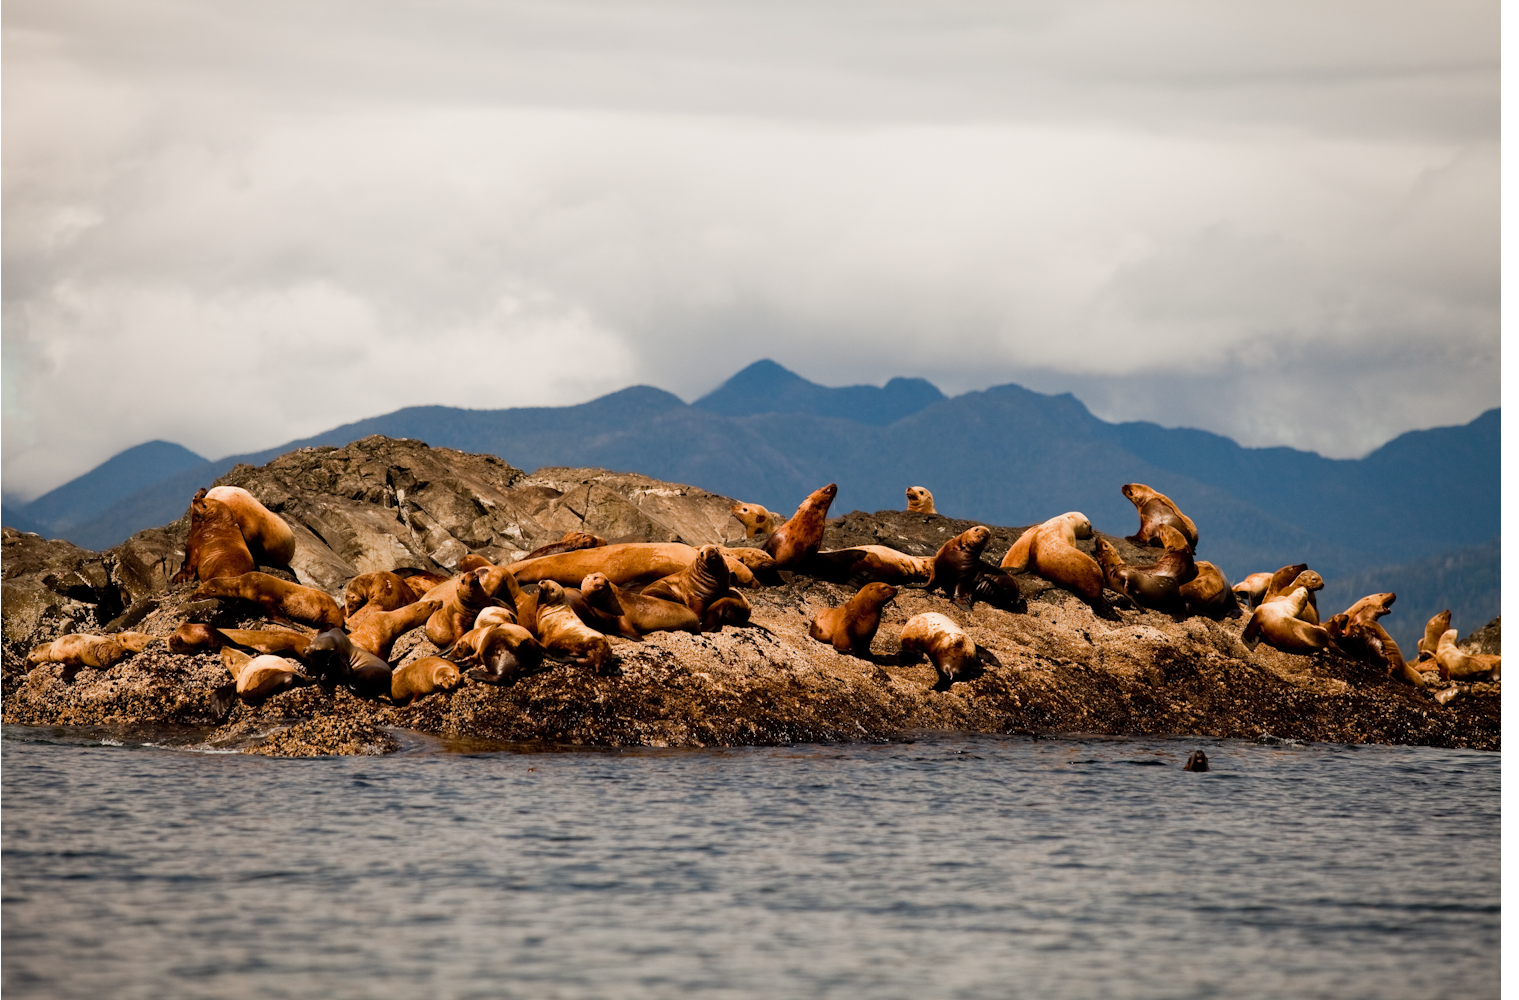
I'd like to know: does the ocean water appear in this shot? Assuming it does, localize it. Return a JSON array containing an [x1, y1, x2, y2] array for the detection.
[[1, 726, 1499, 1000]]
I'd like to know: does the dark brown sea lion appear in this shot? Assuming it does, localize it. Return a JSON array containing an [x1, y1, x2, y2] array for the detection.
[[1184, 751, 1209, 772], [1326, 615, 1426, 686], [460, 624, 549, 685], [204, 485, 296, 567], [566, 573, 642, 640], [390, 656, 462, 705], [349, 600, 440, 660], [905, 486, 936, 514], [898, 612, 985, 692], [344, 571, 420, 617], [730, 502, 782, 538], [1095, 538, 1182, 613], [764, 484, 837, 569], [641, 544, 750, 631], [1121, 483, 1198, 549], [1242, 588, 1335, 655], [220, 649, 312, 705], [929, 526, 992, 606], [303, 628, 392, 697], [170, 623, 228, 654], [193, 572, 345, 630], [522, 531, 608, 561], [1179, 561, 1237, 618], [532, 581, 613, 674], [806, 545, 935, 587], [506, 543, 698, 588], [809, 582, 897, 657], [26, 634, 130, 670], [171, 491, 256, 585]]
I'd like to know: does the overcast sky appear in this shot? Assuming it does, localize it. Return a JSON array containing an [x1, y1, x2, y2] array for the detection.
[[3, 0, 1498, 500]]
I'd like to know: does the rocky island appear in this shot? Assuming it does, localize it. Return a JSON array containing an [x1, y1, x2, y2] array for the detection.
[[2, 437, 1499, 755]]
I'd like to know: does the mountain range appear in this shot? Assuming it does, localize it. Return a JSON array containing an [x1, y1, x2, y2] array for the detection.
[[3, 359, 1498, 647]]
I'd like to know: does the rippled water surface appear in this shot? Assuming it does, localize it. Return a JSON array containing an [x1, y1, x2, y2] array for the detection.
[[2, 726, 1498, 999]]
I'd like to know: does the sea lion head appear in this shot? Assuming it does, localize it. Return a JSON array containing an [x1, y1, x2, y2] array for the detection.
[[580, 572, 611, 599], [1069, 513, 1094, 540], [537, 580, 566, 606], [303, 628, 353, 683], [1120, 483, 1152, 505], [1093, 537, 1124, 571], [803, 484, 838, 512], [905, 486, 935, 512], [964, 525, 991, 550], [857, 582, 898, 608], [1288, 570, 1325, 592], [1183, 750, 1209, 772]]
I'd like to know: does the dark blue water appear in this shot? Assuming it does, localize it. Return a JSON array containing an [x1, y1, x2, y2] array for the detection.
[[2, 726, 1498, 999]]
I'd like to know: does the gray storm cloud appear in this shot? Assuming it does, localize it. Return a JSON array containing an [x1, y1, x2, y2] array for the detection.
[[2, 0, 1497, 498]]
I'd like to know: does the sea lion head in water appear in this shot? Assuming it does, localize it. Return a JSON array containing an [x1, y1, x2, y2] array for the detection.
[[764, 484, 838, 569], [905, 487, 936, 514], [1184, 751, 1209, 772]]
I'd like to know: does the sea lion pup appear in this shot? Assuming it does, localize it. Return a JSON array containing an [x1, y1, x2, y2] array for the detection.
[[425, 568, 502, 647], [204, 485, 296, 567], [303, 628, 392, 697], [1435, 630, 1500, 681], [928, 526, 992, 605], [390, 656, 462, 705], [641, 544, 751, 631], [26, 634, 131, 670], [1001, 512, 1104, 603], [586, 573, 701, 636], [1242, 587, 1337, 655], [192, 572, 345, 630], [532, 580, 613, 674], [898, 612, 984, 692], [718, 547, 783, 586], [344, 571, 420, 618], [805, 545, 935, 587], [731, 502, 782, 539], [809, 582, 898, 657], [763, 483, 838, 569], [1121, 483, 1198, 549], [1180, 561, 1237, 618], [348, 599, 441, 660], [1419, 610, 1452, 658], [905, 486, 936, 514], [506, 542, 699, 588], [522, 531, 607, 561], [170, 491, 257, 585], [220, 648, 313, 705], [1232, 572, 1272, 608]]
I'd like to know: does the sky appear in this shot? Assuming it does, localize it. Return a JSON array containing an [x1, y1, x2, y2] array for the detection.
[[2, 0, 1499, 500]]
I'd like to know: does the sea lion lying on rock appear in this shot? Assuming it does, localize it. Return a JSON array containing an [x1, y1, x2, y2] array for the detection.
[[898, 612, 985, 692], [425, 568, 504, 647], [507, 543, 699, 588], [171, 491, 257, 585], [221, 648, 312, 705], [391, 656, 462, 705], [584, 573, 700, 635], [450, 622, 549, 685], [1232, 573, 1272, 608], [718, 547, 783, 586], [1435, 630, 1500, 681], [1264, 567, 1323, 624], [522, 531, 607, 561], [905, 486, 936, 514], [564, 574, 642, 640], [530, 581, 614, 674], [809, 583, 897, 658], [204, 485, 296, 567], [303, 628, 393, 698], [1001, 512, 1104, 604], [344, 571, 421, 617], [27, 634, 132, 670], [764, 484, 837, 569], [349, 600, 440, 660], [805, 545, 934, 588], [1243, 587, 1336, 655], [1179, 561, 1237, 618], [642, 545, 751, 632], [1121, 483, 1198, 549], [193, 572, 345, 630]]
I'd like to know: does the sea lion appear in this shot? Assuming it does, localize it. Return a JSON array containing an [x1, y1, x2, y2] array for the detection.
[[1121, 483, 1198, 549], [458, 623, 549, 685], [220, 649, 312, 705], [456, 554, 494, 572], [593, 575, 701, 635], [1184, 751, 1209, 772], [1435, 629, 1500, 681], [349, 599, 440, 660], [425, 568, 502, 647], [730, 502, 782, 539], [111, 631, 154, 653], [763, 483, 837, 569], [205, 485, 296, 566], [1264, 568, 1323, 624], [641, 544, 750, 631], [1179, 561, 1237, 618], [192, 572, 345, 630], [1094, 538, 1183, 613], [390, 656, 462, 705], [718, 547, 783, 586], [216, 628, 313, 657], [999, 512, 1091, 573], [1232, 572, 1272, 608], [905, 487, 936, 514], [720, 554, 759, 589], [809, 582, 897, 657], [1339, 592, 1395, 625], [449, 609, 527, 660], [1261, 565, 1309, 601], [1242, 587, 1336, 655], [170, 491, 256, 585], [1002, 512, 1104, 603], [928, 526, 992, 606], [303, 628, 392, 698], [344, 571, 420, 617], [1419, 610, 1452, 658], [532, 581, 613, 673], [898, 612, 983, 692], [506, 543, 699, 588], [395, 568, 452, 592], [1325, 615, 1426, 686], [805, 545, 935, 587], [170, 623, 228, 654], [26, 634, 130, 670], [520, 531, 607, 561], [565, 573, 642, 640]]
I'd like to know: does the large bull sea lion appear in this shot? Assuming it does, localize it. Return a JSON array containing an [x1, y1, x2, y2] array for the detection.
[[204, 485, 296, 567], [171, 491, 256, 585], [193, 572, 345, 630], [764, 484, 837, 569]]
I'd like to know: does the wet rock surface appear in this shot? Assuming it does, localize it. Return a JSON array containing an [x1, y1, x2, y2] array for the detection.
[[3, 437, 1499, 755]]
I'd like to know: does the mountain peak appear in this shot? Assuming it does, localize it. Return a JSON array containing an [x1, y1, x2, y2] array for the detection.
[[693, 359, 945, 425]]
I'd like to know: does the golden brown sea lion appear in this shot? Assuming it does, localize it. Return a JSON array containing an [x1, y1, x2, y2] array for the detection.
[[390, 656, 462, 705], [170, 491, 257, 585], [216, 628, 312, 657], [1261, 565, 1309, 602], [929, 526, 992, 605], [809, 582, 897, 657], [1121, 483, 1198, 549], [898, 612, 983, 691], [456, 554, 494, 573], [999, 512, 1091, 573], [303, 628, 392, 697], [1419, 610, 1452, 658], [192, 572, 345, 630], [1265, 570, 1322, 624], [344, 571, 420, 617], [641, 545, 751, 631], [1232, 572, 1272, 608], [565, 573, 642, 640], [221, 650, 312, 704], [718, 547, 783, 586], [26, 634, 130, 670], [532, 580, 613, 673], [1001, 512, 1103, 603], [205, 485, 296, 567], [1242, 588, 1335, 655], [1179, 561, 1236, 617], [730, 502, 782, 538], [595, 575, 701, 635], [522, 531, 608, 561], [905, 486, 936, 514], [1339, 592, 1395, 625], [1435, 629, 1500, 681], [720, 554, 759, 589], [763, 484, 837, 569], [425, 568, 502, 647], [349, 600, 440, 660], [805, 545, 935, 587], [111, 631, 154, 653], [506, 543, 699, 588]]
